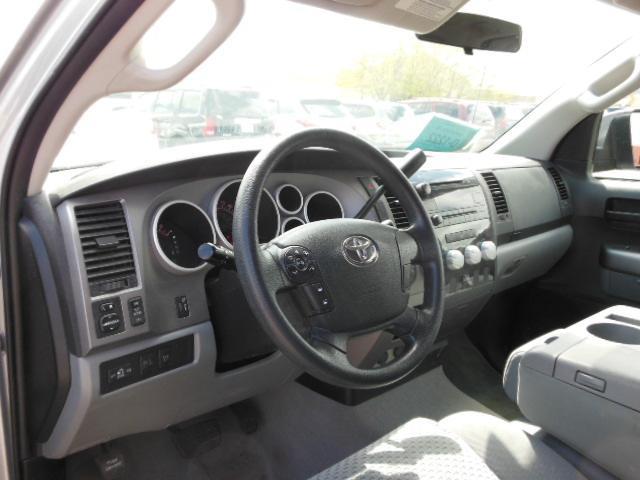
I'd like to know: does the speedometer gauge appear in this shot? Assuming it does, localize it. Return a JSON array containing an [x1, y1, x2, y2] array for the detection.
[[152, 201, 215, 273], [213, 180, 280, 248]]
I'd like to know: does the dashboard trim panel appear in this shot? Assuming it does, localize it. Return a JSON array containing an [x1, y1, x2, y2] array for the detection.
[[39, 322, 298, 458], [58, 198, 148, 355]]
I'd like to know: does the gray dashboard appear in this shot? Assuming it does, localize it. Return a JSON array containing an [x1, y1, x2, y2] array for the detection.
[[37, 148, 575, 458]]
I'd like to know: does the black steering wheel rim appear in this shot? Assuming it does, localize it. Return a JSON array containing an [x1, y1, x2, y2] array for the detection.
[[233, 128, 444, 389]]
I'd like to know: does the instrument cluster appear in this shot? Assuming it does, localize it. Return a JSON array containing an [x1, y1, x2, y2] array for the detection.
[[152, 179, 345, 273]]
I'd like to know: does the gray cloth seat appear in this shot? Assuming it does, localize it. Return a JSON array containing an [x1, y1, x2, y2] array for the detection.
[[311, 411, 586, 480]]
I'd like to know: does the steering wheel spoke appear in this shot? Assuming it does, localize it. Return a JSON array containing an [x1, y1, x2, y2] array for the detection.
[[387, 306, 436, 345], [396, 228, 420, 263], [259, 243, 294, 296]]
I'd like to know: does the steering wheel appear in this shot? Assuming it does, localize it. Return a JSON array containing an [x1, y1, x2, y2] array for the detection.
[[232, 129, 444, 389]]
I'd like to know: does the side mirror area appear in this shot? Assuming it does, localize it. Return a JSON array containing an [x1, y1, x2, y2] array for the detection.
[[594, 110, 640, 172]]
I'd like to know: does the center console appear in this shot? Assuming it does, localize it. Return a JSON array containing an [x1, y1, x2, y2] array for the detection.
[[504, 305, 640, 480], [370, 168, 499, 336], [409, 169, 496, 296]]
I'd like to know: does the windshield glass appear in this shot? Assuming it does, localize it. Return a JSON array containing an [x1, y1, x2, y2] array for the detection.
[[52, 0, 638, 171]]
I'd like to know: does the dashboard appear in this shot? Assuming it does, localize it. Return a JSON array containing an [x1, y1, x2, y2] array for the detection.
[[29, 148, 574, 458]]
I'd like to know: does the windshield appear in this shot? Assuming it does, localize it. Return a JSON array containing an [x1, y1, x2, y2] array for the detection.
[[52, 0, 638, 171]]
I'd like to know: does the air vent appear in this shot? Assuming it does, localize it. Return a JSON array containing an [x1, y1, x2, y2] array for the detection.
[[480, 172, 509, 216], [548, 167, 569, 200], [375, 178, 410, 228], [74, 201, 138, 297], [384, 192, 411, 229]]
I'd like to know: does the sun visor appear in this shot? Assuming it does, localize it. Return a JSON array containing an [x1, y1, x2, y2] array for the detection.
[[608, 0, 640, 14], [289, 0, 469, 34]]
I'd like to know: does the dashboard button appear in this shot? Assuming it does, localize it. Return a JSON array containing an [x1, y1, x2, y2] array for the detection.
[[464, 245, 482, 265], [128, 297, 146, 326], [175, 296, 190, 318], [139, 352, 155, 377], [107, 362, 133, 384], [430, 214, 443, 226], [158, 348, 172, 370], [99, 314, 122, 334], [480, 241, 497, 261], [99, 301, 115, 314], [445, 250, 465, 271]]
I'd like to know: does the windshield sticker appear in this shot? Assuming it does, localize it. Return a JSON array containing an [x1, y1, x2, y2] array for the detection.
[[395, 0, 464, 22], [407, 114, 479, 152]]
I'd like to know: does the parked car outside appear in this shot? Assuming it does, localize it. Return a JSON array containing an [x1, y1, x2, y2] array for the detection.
[[147, 88, 274, 146], [401, 97, 469, 120], [342, 100, 393, 142], [489, 103, 533, 133], [269, 98, 357, 135]]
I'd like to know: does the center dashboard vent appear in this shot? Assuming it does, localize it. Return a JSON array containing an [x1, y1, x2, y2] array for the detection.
[[548, 167, 569, 200], [374, 178, 410, 228], [74, 201, 138, 297], [480, 171, 509, 216]]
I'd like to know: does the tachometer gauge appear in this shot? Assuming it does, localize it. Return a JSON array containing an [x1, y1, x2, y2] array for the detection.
[[213, 180, 280, 248], [152, 201, 215, 273]]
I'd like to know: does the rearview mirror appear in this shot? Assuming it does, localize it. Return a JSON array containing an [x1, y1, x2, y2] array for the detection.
[[416, 13, 521, 54]]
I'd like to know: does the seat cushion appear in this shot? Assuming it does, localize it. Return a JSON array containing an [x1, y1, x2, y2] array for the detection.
[[311, 412, 585, 479], [310, 417, 499, 480], [441, 412, 586, 480]]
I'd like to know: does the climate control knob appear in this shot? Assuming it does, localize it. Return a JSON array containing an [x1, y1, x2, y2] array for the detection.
[[480, 241, 497, 261], [445, 249, 465, 271], [464, 245, 482, 265]]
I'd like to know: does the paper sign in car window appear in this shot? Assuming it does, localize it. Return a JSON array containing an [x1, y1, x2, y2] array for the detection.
[[407, 114, 479, 152]]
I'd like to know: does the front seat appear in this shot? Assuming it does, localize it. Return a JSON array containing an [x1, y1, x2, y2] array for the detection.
[[311, 412, 586, 479]]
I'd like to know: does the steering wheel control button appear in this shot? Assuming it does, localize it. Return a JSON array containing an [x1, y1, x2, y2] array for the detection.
[[283, 246, 317, 282], [301, 282, 333, 314], [464, 245, 482, 265], [93, 297, 125, 338], [128, 297, 146, 326], [480, 241, 497, 261], [175, 295, 190, 318], [445, 249, 465, 271]]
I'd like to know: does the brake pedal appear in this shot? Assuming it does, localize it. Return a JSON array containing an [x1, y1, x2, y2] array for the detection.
[[170, 415, 221, 458], [230, 399, 261, 434]]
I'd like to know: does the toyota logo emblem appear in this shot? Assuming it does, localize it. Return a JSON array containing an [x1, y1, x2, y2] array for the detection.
[[342, 235, 379, 266]]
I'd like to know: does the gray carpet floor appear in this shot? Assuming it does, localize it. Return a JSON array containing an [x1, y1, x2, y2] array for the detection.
[[66, 366, 496, 480]]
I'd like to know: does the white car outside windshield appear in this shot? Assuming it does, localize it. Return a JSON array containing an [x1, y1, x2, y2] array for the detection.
[[48, 0, 639, 171]]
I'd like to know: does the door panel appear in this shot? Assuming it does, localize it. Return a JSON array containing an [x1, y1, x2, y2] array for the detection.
[[547, 115, 640, 310]]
